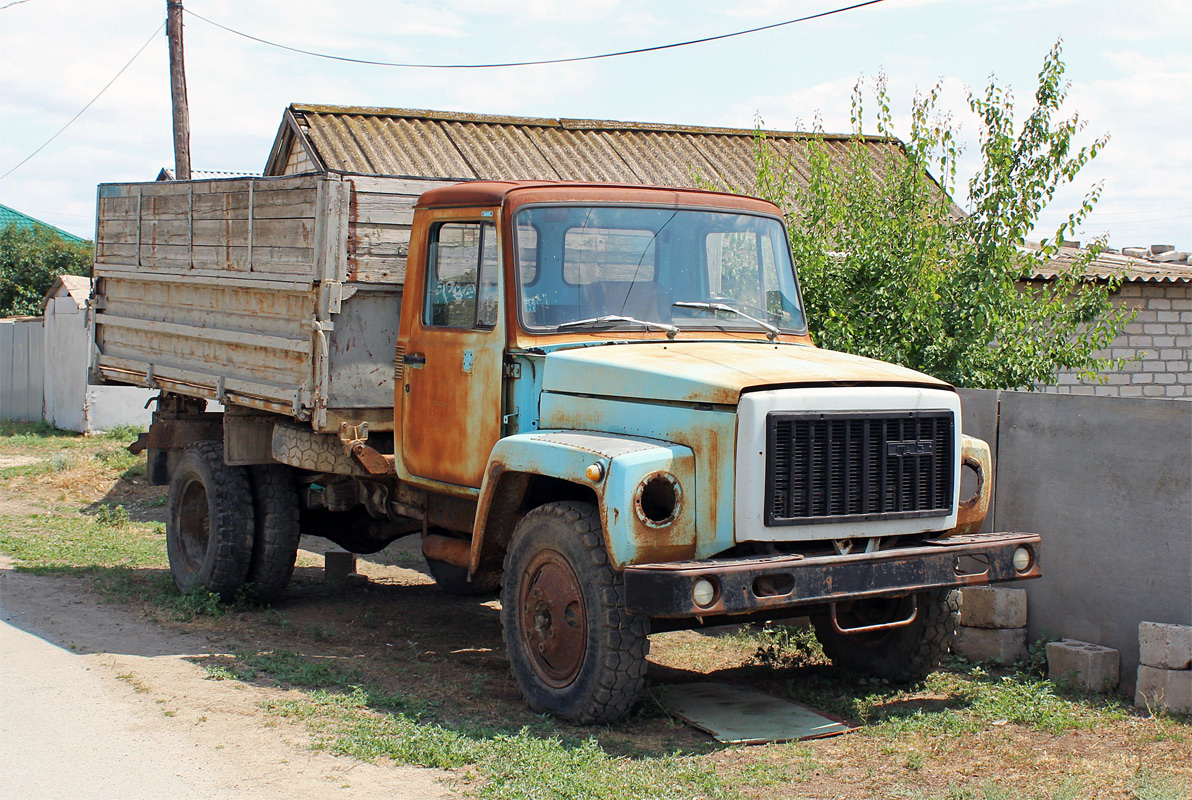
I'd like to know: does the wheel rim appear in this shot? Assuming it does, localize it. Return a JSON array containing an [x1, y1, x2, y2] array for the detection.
[[176, 477, 210, 574], [519, 548, 587, 688]]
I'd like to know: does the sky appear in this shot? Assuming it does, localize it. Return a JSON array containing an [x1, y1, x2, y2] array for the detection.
[[1, 0, 1189, 249]]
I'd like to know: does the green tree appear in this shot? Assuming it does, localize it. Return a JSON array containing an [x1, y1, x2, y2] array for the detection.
[[0, 223, 93, 317], [752, 42, 1132, 389]]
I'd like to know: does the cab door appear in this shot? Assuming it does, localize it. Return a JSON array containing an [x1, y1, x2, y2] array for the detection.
[[400, 213, 504, 488]]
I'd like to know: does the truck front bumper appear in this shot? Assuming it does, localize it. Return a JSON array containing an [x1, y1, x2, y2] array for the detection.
[[622, 531, 1040, 619]]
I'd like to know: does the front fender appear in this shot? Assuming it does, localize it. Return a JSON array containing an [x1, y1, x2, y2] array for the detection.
[[947, 434, 993, 536], [472, 430, 697, 570]]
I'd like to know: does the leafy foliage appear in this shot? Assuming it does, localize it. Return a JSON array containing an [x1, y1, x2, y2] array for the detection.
[[0, 221, 92, 317], [750, 42, 1132, 389]]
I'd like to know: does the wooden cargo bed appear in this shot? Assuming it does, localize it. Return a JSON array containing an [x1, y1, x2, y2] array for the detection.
[[92, 173, 450, 432]]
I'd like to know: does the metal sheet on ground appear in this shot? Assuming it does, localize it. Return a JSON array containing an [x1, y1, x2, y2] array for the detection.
[[658, 682, 853, 744]]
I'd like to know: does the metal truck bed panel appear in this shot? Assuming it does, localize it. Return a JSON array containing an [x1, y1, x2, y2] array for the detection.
[[91, 173, 430, 431]]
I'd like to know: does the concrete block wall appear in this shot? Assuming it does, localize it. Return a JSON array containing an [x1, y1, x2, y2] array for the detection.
[[958, 389, 1192, 692], [1046, 282, 1192, 398]]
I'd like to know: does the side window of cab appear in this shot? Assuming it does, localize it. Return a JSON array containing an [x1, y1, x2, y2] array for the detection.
[[425, 222, 499, 328]]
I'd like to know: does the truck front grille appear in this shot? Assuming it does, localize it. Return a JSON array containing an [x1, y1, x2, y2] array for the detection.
[[765, 410, 954, 526]]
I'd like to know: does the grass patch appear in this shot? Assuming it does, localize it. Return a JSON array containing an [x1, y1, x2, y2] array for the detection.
[[732, 622, 827, 670], [809, 663, 1119, 736], [0, 513, 166, 570], [263, 686, 731, 800], [0, 422, 148, 488], [0, 420, 81, 446], [1130, 767, 1190, 800], [196, 646, 731, 799], [0, 420, 142, 451], [0, 511, 239, 621], [720, 624, 1128, 737]]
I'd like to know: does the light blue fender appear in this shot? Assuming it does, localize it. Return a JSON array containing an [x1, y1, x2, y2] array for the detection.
[[472, 429, 697, 569]]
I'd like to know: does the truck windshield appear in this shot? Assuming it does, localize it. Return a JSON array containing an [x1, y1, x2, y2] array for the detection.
[[514, 205, 805, 336]]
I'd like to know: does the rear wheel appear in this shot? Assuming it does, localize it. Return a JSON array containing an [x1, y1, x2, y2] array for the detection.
[[501, 501, 649, 724], [166, 441, 254, 600], [812, 589, 960, 683], [245, 465, 301, 602]]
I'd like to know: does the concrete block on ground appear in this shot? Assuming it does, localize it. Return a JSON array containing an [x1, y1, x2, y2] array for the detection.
[[1135, 665, 1192, 714], [954, 626, 1027, 665], [959, 586, 1028, 629], [324, 550, 361, 584], [1139, 622, 1192, 670], [1046, 639, 1120, 692]]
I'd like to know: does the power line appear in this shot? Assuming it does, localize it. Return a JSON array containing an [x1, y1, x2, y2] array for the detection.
[[0, 22, 165, 183], [0, 0, 34, 10], [185, 0, 887, 70]]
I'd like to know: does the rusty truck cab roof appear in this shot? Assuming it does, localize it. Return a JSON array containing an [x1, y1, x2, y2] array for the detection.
[[414, 180, 782, 214]]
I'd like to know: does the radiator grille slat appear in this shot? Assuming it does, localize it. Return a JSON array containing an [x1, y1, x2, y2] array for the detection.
[[765, 411, 954, 526]]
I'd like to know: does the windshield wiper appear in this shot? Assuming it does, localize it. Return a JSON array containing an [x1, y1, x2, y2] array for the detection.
[[673, 301, 780, 341], [557, 315, 679, 339]]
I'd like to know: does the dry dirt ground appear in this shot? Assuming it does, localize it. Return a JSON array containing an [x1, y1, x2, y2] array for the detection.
[[0, 553, 454, 800], [1, 430, 1189, 800]]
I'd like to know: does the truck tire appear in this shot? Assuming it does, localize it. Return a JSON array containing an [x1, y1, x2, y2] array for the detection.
[[500, 501, 649, 724], [166, 441, 254, 601], [812, 589, 960, 684], [245, 465, 301, 602]]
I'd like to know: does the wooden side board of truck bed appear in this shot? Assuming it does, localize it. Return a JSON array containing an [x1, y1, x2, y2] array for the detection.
[[92, 172, 453, 432]]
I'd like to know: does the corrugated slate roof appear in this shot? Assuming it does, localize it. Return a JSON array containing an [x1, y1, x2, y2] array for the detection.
[[264, 103, 905, 195], [261, 105, 1189, 285], [0, 203, 86, 243], [1027, 245, 1192, 284]]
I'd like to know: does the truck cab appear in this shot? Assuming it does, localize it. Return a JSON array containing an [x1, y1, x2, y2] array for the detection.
[[391, 181, 1037, 722]]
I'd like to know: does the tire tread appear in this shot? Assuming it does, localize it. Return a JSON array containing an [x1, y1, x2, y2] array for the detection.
[[167, 441, 254, 600], [501, 501, 649, 724], [815, 589, 960, 684], [246, 464, 301, 602]]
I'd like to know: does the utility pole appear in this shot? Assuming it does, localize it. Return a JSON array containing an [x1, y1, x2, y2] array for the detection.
[[166, 0, 191, 180]]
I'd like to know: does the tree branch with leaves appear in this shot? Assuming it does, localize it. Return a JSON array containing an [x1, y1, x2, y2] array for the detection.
[[0, 223, 92, 318], [752, 41, 1132, 390]]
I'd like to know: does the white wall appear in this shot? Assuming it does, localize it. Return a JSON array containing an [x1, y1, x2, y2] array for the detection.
[[42, 293, 153, 433], [43, 295, 86, 431], [85, 385, 154, 432]]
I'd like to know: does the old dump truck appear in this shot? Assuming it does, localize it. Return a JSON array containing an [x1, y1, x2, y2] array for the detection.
[[92, 173, 1040, 723]]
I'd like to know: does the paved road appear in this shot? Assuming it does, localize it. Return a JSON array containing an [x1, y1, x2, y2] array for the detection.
[[0, 612, 251, 800], [0, 562, 454, 800]]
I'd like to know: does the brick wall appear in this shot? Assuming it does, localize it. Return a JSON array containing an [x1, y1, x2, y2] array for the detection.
[[1046, 281, 1192, 398]]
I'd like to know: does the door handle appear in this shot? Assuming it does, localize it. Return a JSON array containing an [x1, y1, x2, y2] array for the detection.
[[402, 353, 426, 368]]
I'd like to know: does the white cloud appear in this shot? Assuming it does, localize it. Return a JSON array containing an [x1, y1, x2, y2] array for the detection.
[[1, 0, 1188, 246]]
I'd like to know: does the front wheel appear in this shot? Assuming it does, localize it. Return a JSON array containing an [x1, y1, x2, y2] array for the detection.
[[500, 501, 649, 724], [812, 589, 960, 683]]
